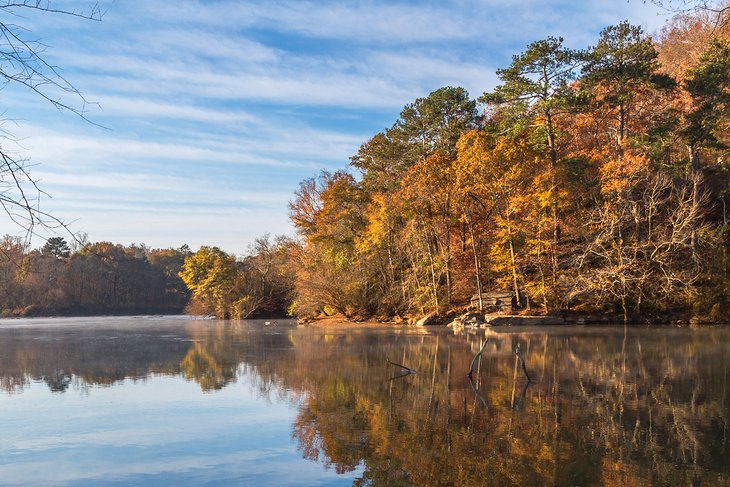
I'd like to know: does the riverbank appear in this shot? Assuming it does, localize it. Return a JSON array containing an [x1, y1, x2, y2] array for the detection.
[[0, 306, 187, 319], [299, 310, 729, 327]]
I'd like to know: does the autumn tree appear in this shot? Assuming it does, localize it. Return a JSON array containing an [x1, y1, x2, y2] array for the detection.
[[343, 87, 479, 316], [401, 154, 457, 310], [657, 3, 729, 83], [454, 129, 541, 309], [481, 37, 580, 286], [289, 171, 370, 317], [179, 246, 262, 319], [581, 22, 675, 150], [244, 234, 296, 316], [0, 234, 25, 312]]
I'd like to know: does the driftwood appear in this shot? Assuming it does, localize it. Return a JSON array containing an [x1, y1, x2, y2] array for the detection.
[[512, 380, 531, 411], [387, 360, 416, 375], [387, 359, 416, 382], [515, 343, 531, 382], [469, 376, 488, 410], [467, 339, 489, 378]]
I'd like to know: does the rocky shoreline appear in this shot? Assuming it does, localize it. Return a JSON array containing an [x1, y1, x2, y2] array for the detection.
[[298, 310, 728, 327]]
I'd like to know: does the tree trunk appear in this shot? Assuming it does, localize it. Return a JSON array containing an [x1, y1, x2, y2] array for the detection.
[[425, 229, 440, 311], [444, 200, 452, 306], [506, 208, 521, 308], [536, 220, 550, 314], [618, 102, 626, 148], [545, 109, 560, 280], [465, 211, 483, 311], [689, 145, 701, 259]]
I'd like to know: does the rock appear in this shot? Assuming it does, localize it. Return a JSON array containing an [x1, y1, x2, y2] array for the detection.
[[448, 319, 464, 328], [461, 311, 485, 325], [416, 312, 439, 326]]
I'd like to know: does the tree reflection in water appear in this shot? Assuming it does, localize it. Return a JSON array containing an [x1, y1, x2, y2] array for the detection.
[[0, 321, 728, 486]]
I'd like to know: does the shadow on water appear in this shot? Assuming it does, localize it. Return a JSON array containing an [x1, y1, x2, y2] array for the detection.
[[1, 319, 729, 486]]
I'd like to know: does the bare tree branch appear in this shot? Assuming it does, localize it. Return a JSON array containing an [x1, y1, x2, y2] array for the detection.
[[0, 2, 102, 245]]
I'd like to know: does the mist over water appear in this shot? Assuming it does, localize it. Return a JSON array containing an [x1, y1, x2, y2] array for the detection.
[[1, 317, 728, 486]]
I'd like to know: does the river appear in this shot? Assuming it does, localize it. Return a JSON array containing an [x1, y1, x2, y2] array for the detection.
[[0, 316, 728, 486]]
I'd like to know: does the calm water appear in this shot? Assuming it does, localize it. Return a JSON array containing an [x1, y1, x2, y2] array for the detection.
[[0, 317, 728, 486]]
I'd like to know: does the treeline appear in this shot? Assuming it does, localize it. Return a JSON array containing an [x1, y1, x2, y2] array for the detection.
[[0, 236, 191, 316], [284, 11, 730, 321], [0, 233, 297, 319]]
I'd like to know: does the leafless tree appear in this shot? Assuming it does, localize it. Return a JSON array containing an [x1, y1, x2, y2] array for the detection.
[[571, 173, 709, 322], [650, 0, 730, 27], [0, 1, 102, 243]]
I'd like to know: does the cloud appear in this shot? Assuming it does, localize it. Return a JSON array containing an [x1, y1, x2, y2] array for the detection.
[[17, 123, 362, 168], [89, 95, 262, 124], [138, 1, 483, 44]]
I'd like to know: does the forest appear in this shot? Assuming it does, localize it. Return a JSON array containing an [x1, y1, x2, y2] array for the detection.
[[0, 233, 295, 317], [1, 7, 729, 322], [0, 236, 190, 316], [282, 10, 730, 323]]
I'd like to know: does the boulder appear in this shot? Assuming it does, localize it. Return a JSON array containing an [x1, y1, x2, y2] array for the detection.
[[461, 311, 485, 325], [415, 312, 439, 326]]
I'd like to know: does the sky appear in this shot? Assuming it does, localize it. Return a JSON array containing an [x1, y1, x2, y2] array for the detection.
[[0, 0, 671, 255]]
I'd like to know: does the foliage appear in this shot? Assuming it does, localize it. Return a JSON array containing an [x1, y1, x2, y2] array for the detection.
[[287, 9, 730, 322], [682, 39, 730, 154], [41, 237, 71, 259], [0, 238, 190, 316], [179, 236, 295, 319]]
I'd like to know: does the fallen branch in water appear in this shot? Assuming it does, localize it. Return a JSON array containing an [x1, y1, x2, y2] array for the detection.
[[469, 376, 488, 410], [387, 359, 417, 375], [388, 371, 415, 382], [467, 339, 489, 378], [515, 343, 531, 382]]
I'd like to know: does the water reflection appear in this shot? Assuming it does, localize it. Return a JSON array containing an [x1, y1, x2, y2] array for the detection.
[[1, 319, 729, 486]]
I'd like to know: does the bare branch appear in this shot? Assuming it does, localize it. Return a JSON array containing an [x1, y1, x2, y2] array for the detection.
[[0, 2, 102, 244], [0, 1, 103, 21]]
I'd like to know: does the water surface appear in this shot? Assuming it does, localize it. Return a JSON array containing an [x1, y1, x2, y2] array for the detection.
[[1, 317, 728, 486]]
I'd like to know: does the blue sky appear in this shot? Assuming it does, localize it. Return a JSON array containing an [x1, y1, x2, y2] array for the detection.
[[0, 0, 669, 254]]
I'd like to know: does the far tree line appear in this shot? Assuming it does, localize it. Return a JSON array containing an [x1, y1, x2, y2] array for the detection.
[[0, 234, 296, 319], [0, 236, 191, 316]]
